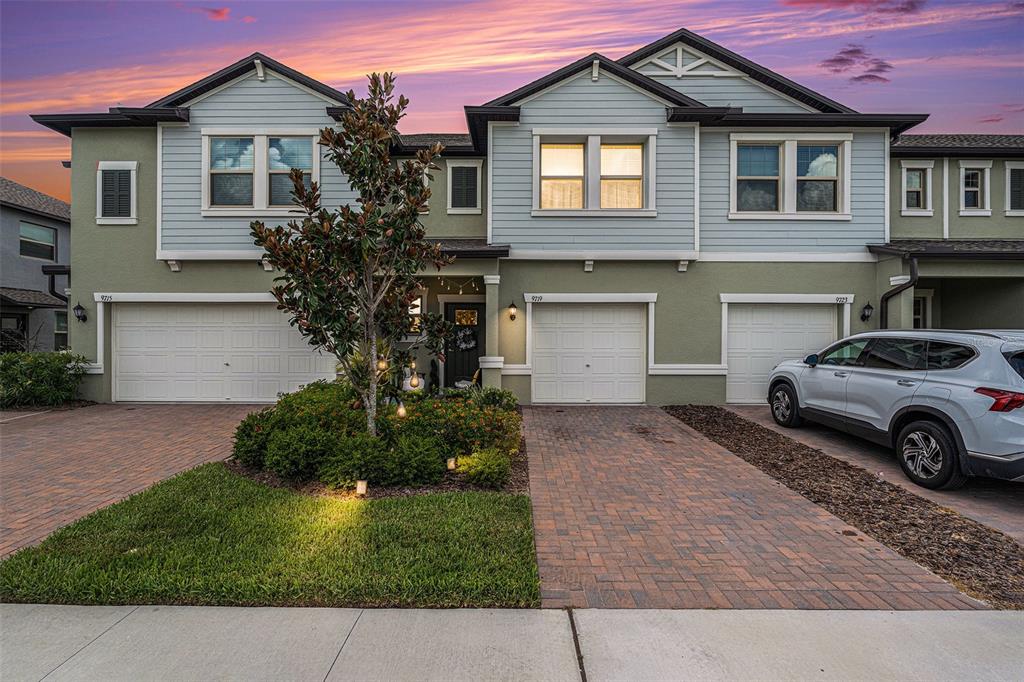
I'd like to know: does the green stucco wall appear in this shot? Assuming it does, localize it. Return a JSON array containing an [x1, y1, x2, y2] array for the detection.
[[421, 158, 487, 239]]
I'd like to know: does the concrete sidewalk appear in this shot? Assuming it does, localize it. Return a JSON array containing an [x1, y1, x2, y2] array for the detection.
[[2, 605, 1021, 681]]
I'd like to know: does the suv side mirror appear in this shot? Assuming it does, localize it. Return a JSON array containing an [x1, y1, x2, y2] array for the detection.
[[804, 353, 819, 367]]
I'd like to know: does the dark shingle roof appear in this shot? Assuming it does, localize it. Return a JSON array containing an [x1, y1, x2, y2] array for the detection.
[[0, 177, 70, 222], [868, 239, 1024, 259], [0, 287, 67, 308], [426, 239, 508, 258], [398, 133, 473, 149], [893, 134, 1024, 149]]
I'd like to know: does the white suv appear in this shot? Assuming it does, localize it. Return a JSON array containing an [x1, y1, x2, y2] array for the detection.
[[767, 330, 1024, 490]]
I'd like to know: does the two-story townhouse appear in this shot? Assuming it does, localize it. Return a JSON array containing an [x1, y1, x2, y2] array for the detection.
[[0, 177, 71, 352], [32, 27, 1023, 406], [872, 134, 1023, 330]]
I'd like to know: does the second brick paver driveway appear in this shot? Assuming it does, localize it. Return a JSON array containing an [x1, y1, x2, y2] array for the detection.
[[0, 404, 258, 556], [524, 406, 982, 610]]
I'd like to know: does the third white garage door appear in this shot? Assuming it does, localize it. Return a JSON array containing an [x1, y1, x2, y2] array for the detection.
[[726, 303, 837, 404], [114, 303, 337, 402], [532, 303, 646, 404]]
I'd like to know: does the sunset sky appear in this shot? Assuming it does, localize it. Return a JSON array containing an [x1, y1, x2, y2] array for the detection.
[[1, 0, 1022, 201]]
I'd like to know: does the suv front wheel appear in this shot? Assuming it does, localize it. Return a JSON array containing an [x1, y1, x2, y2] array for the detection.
[[770, 383, 802, 428], [896, 420, 968, 490]]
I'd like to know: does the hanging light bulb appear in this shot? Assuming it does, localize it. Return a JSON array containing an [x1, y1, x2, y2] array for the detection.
[[410, 359, 416, 370], [396, 402, 407, 418], [409, 374, 420, 388], [376, 357, 388, 371]]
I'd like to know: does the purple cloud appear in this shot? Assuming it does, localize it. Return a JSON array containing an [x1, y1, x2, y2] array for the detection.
[[978, 115, 1004, 123], [820, 43, 893, 84], [782, 0, 926, 15]]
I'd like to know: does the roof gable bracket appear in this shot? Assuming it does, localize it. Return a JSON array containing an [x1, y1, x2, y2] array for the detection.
[[254, 59, 265, 82], [591, 59, 600, 82]]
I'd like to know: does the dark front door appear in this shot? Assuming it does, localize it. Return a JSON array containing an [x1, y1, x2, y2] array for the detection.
[[444, 302, 485, 387]]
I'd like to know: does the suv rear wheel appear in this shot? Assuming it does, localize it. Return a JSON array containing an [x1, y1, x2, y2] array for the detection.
[[770, 383, 802, 428], [896, 420, 968, 490]]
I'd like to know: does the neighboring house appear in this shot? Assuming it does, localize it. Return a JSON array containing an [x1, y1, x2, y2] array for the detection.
[[31, 27, 1023, 406], [880, 135, 1024, 330], [0, 177, 70, 352]]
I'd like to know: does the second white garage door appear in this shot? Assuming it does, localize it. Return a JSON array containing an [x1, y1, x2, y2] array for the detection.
[[726, 303, 837, 404], [532, 303, 646, 403], [114, 303, 337, 402]]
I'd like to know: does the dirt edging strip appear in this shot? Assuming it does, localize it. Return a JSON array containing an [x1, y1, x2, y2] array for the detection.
[[664, 405, 1024, 610]]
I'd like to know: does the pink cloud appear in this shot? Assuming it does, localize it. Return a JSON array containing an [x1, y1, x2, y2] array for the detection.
[[241, 15, 257, 23], [175, 4, 231, 21], [978, 115, 1004, 123]]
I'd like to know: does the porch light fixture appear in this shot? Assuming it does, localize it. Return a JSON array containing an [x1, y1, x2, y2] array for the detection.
[[860, 302, 874, 323], [72, 302, 88, 323], [507, 302, 518, 321]]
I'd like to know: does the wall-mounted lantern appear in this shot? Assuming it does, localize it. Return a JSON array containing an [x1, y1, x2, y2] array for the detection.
[[507, 302, 518, 321], [860, 302, 874, 323], [72, 302, 88, 323]]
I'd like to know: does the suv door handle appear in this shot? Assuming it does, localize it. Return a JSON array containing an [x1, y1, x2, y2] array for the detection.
[[833, 371, 849, 377], [897, 379, 917, 387]]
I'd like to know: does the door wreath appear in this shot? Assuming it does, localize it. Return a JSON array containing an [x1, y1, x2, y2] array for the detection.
[[454, 326, 477, 351]]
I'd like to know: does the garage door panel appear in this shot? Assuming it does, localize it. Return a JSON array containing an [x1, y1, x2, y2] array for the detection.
[[114, 303, 336, 402], [531, 303, 646, 404], [727, 303, 837, 404]]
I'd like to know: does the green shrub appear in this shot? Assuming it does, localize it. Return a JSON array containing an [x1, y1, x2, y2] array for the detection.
[[0, 352, 88, 408], [264, 425, 340, 481], [232, 408, 274, 468], [388, 398, 521, 460], [467, 386, 519, 412], [457, 449, 511, 489], [318, 433, 445, 488]]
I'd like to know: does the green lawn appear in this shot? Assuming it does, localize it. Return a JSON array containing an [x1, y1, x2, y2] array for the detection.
[[0, 463, 539, 607]]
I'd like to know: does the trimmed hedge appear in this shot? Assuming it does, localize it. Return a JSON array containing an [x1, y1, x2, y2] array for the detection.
[[0, 352, 88, 408], [457, 448, 511, 489]]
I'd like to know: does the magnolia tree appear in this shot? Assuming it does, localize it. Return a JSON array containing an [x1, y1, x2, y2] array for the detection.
[[251, 73, 453, 435]]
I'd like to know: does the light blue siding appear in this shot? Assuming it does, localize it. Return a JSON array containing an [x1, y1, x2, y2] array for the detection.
[[699, 130, 886, 252], [490, 73, 695, 252], [160, 71, 354, 252]]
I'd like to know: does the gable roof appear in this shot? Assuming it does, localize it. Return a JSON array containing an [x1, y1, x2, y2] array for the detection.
[[485, 53, 706, 108], [148, 53, 349, 107], [0, 176, 70, 222], [618, 28, 855, 114]]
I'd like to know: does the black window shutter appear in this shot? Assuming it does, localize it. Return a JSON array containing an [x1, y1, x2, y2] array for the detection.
[[1011, 168, 1024, 211], [450, 166, 478, 209], [101, 169, 131, 217]]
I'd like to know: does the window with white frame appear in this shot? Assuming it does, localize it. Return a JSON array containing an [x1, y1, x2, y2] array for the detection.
[[1006, 162, 1024, 216], [900, 160, 933, 215], [95, 161, 138, 225], [959, 160, 991, 215], [19, 221, 56, 260], [201, 130, 319, 214], [533, 129, 656, 215], [447, 159, 482, 214], [729, 133, 852, 219]]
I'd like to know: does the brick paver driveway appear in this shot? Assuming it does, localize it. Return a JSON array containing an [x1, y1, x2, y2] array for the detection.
[[728, 405, 1024, 544], [0, 404, 258, 556], [524, 406, 982, 610]]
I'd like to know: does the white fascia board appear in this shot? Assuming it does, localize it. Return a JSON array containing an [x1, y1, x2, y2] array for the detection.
[[94, 292, 276, 303], [157, 250, 266, 260], [508, 249, 699, 260], [524, 292, 657, 303], [698, 252, 876, 262], [719, 293, 854, 304]]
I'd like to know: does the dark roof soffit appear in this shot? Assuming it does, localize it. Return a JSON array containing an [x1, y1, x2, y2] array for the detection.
[[464, 105, 520, 152], [485, 53, 706, 108], [676, 111, 929, 136], [148, 53, 350, 108], [618, 27, 855, 114], [31, 108, 189, 137]]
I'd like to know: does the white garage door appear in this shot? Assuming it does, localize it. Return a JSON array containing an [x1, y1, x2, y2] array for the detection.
[[114, 303, 337, 402], [727, 303, 837, 404], [532, 303, 645, 404]]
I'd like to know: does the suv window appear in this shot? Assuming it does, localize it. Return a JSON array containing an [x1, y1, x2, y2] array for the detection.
[[819, 339, 870, 366], [927, 341, 975, 370], [1005, 351, 1024, 380], [862, 338, 926, 370]]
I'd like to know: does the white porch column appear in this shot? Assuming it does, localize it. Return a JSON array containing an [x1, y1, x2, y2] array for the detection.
[[480, 274, 503, 388]]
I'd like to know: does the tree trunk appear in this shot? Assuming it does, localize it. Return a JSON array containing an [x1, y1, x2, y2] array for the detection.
[[366, 333, 378, 436]]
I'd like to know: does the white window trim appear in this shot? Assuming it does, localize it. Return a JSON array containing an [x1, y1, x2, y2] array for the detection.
[[18, 221, 58, 262], [446, 159, 483, 215], [200, 128, 321, 217], [96, 161, 138, 225], [1005, 161, 1024, 216], [958, 159, 992, 216], [728, 133, 852, 220], [899, 160, 933, 216], [531, 129, 658, 216]]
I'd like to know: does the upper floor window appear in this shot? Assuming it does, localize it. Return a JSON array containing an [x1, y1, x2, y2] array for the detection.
[[95, 160, 138, 225], [1006, 162, 1024, 216], [730, 133, 851, 220], [900, 160, 933, 216], [533, 128, 656, 216], [201, 129, 319, 215], [447, 159, 482, 214], [19, 221, 56, 260], [959, 160, 991, 216]]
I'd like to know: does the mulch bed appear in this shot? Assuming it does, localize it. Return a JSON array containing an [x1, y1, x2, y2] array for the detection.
[[664, 405, 1024, 610], [225, 436, 530, 500]]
